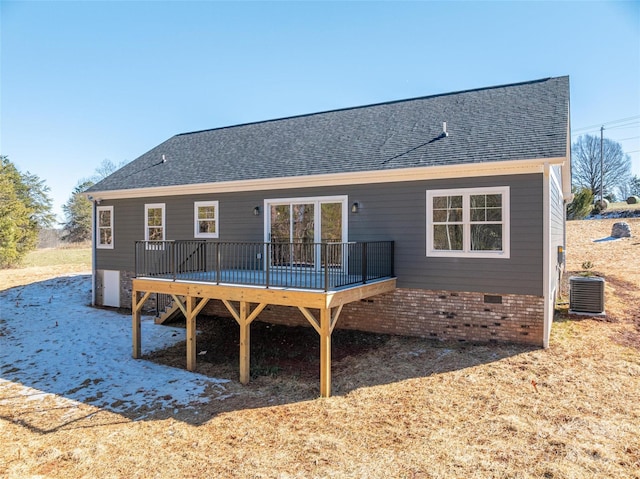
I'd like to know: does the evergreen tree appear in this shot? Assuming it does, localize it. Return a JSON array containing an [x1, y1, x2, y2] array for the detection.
[[0, 156, 54, 266], [566, 187, 594, 220], [62, 180, 95, 242]]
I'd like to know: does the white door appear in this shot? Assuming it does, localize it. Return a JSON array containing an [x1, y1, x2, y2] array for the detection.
[[102, 270, 120, 307]]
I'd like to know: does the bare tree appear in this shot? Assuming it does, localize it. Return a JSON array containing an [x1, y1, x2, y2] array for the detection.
[[60, 159, 129, 243], [90, 159, 129, 183], [572, 135, 631, 200]]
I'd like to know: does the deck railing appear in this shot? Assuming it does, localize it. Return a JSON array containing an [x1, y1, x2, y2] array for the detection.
[[135, 240, 394, 291]]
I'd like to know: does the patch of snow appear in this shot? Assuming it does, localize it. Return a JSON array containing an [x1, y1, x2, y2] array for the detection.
[[588, 210, 640, 220], [592, 236, 623, 243], [0, 274, 228, 418]]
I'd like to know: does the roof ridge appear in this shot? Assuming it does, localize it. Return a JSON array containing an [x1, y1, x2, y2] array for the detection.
[[176, 76, 568, 137]]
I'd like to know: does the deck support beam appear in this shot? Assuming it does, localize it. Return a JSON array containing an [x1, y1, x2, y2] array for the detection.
[[222, 300, 267, 384], [132, 290, 152, 359], [183, 296, 210, 371], [239, 302, 250, 384], [186, 296, 196, 371], [298, 305, 343, 397], [320, 307, 331, 397]]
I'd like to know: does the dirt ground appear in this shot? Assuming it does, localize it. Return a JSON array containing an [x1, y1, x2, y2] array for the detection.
[[1, 218, 639, 478]]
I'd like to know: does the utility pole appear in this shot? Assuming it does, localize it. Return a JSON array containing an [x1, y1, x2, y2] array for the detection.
[[600, 126, 604, 204]]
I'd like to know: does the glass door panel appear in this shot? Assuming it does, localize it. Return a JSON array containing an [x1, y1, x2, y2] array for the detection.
[[269, 203, 315, 268], [321, 202, 343, 269], [270, 204, 291, 267], [292, 203, 314, 267]]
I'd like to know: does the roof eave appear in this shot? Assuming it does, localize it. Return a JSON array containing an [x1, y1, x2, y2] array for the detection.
[[85, 157, 568, 201]]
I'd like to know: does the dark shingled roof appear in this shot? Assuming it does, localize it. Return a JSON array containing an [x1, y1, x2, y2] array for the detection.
[[89, 76, 569, 193]]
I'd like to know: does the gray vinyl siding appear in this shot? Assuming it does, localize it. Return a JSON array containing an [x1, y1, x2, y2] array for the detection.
[[96, 173, 544, 296]]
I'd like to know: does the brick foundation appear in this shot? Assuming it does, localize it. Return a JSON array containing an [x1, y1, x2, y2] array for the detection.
[[121, 270, 135, 308], [200, 287, 544, 346], [338, 288, 545, 346]]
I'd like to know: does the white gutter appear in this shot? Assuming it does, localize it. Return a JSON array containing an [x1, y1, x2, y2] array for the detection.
[[542, 163, 551, 348], [89, 196, 97, 306]]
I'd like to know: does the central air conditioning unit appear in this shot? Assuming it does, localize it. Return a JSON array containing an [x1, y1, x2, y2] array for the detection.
[[569, 276, 605, 315]]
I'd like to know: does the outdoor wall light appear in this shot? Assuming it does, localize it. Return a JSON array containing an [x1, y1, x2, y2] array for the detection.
[[351, 202, 360, 213], [253, 206, 261, 216]]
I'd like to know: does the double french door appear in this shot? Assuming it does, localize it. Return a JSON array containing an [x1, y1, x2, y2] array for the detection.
[[266, 196, 346, 271]]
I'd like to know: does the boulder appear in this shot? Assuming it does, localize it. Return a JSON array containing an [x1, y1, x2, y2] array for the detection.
[[594, 198, 609, 212], [611, 222, 631, 238]]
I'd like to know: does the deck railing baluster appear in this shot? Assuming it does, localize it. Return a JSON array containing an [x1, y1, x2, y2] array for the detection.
[[134, 240, 393, 290], [323, 243, 329, 291]]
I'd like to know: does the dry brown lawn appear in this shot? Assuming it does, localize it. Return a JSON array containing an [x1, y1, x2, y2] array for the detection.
[[1, 219, 639, 478]]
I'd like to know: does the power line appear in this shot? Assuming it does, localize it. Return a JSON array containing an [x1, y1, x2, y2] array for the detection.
[[571, 121, 640, 138], [572, 115, 640, 133], [572, 122, 640, 135], [605, 122, 640, 131]]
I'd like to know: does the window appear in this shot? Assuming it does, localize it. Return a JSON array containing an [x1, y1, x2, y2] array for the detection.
[[96, 206, 114, 249], [426, 187, 509, 258], [145, 203, 165, 242], [194, 201, 219, 238]]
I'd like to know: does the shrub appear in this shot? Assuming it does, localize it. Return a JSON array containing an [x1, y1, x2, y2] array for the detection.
[[567, 188, 594, 220]]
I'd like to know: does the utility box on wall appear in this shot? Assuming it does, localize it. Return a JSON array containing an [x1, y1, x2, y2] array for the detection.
[[569, 276, 605, 316]]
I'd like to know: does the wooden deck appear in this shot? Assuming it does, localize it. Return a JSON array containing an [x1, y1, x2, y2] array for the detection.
[[132, 276, 397, 397]]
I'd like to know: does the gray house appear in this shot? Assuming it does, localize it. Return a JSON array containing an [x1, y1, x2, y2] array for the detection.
[[87, 76, 571, 396]]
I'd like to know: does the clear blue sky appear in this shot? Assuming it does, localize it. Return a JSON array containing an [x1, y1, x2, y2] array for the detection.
[[2, 1, 639, 221]]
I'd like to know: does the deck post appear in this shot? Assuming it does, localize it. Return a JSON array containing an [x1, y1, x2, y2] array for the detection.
[[132, 290, 142, 359], [319, 307, 332, 397], [132, 290, 151, 359], [186, 296, 197, 371], [239, 301, 250, 384]]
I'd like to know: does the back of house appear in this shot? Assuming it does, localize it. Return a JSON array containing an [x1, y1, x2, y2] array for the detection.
[[87, 76, 571, 347]]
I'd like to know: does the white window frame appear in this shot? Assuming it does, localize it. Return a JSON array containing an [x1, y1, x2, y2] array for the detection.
[[194, 201, 219, 238], [144, 203, 166, 242], [426, 186, 510, 259], [96, 205, 114, 249]]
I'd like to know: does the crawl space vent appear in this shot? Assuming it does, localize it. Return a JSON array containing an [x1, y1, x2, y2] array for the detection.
[[569, 276, 605, 315]]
